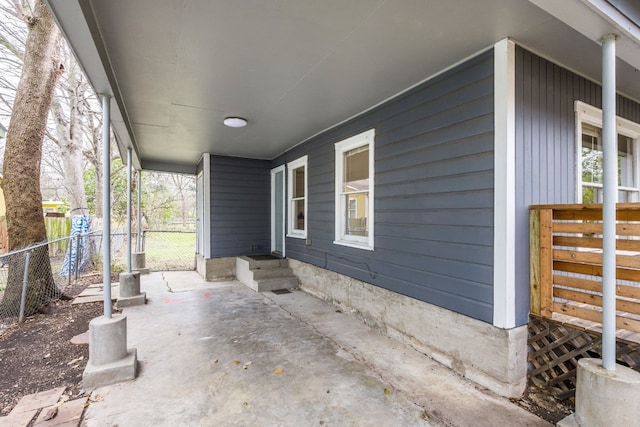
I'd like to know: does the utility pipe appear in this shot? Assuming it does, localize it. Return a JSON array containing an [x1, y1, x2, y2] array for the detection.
[[102, 95, 112, 319], [601, 34, 617, 371]]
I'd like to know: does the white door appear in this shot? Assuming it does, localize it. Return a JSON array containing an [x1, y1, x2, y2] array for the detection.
[[271, 166, 285, 256]]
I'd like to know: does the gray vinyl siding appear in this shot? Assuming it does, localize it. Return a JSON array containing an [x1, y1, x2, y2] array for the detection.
[[275, 50, 495, 323], [514, 47, 640, 325], [209, 156, 271, 257]]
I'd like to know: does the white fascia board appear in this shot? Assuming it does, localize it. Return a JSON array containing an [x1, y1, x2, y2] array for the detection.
[[493, 38, 516, 329]]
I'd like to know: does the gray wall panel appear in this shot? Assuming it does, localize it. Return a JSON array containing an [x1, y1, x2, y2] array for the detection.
[[275, 50, 496, 323], [514, 47, 640, 325], [209, 155, 271, 257]]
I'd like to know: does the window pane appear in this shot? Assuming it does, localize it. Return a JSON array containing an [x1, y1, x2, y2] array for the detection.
[[344, 193, 368, 237], [293, 167, 305, 198], [581, 123, 635, 189], [293, 199, 305, 231], [343, 146, 368, 192]]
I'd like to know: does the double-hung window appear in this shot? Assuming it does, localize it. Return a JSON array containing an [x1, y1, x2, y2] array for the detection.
[[334, 129, 375, 250], [576, 101, 640, 203], [287, 156, 307, 238]]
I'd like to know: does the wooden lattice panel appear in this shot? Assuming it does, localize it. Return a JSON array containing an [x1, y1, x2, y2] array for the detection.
[[528, 316, 640, 401]]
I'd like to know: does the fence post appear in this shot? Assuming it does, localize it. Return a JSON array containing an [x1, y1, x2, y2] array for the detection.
[[18, 251, 31, 323], [530, 208, 541, 315], [539, 208, 554, 317], [67, 238, 72, 287], [75, 234, 81, 281], [530, 207, 554, 317]]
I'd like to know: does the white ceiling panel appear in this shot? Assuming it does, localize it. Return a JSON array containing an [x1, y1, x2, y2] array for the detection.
[[47, 0, 640, 172]]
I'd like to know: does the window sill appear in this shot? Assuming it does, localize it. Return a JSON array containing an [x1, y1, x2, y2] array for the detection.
[[333, 239, 374, 251], [287, 233, 307, 239]]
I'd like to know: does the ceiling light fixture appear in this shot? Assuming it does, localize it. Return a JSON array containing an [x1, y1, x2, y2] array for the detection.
[[223, 117, 248, 128]]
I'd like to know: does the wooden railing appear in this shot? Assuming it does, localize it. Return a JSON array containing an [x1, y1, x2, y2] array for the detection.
[[530, 203, 640, 333]]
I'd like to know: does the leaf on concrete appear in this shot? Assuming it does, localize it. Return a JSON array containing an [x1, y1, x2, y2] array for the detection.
[[274, 368, 284, 374], [89, 393, 105, 402], [384, 388, 390, 395], [213, 358, 219, 364], [233, 360, 241, 365], [43, 407, 58, 421]]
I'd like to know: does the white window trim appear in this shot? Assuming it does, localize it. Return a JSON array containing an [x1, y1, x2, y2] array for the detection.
[[270, 165, 286, 256], [287, 155, 308, 239], [575, 100, 640, 203], [334, 129, 375, 251]]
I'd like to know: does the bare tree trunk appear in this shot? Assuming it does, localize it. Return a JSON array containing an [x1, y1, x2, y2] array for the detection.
[[84, 106, 102, 218], [0, 0, 62, 315], [50, 76, 88, 212]]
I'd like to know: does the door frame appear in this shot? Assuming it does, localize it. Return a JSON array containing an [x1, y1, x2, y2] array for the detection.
[[271, 165, 286, 257]]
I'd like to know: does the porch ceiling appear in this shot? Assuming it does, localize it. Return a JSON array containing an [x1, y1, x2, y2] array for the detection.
[[47, 0, 640, 173]]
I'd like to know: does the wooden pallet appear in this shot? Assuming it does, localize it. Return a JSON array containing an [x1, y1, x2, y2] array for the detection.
[[528, 315, 640, 401]]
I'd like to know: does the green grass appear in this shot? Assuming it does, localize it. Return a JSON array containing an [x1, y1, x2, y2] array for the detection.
[[112, 231, 196, 271]]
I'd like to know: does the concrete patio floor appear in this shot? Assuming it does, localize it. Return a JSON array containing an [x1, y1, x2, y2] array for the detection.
[[81, 271, 549, 427]]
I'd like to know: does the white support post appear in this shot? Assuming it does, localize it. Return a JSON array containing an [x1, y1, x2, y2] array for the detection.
[[101, 95, 112, 319], [493, 38, 516, 328], [126, 147, 132, 273], [136, 170, 142, 252], [601, 34, 617, 371]]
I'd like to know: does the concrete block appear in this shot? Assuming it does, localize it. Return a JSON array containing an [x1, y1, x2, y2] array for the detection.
[[119, 272, 140, 297], [116, 293, 147, 308], [82, 349, 137, 391], [196, 255, 236, 281], [289, 258, 528, 398], [560, 358, 640, 427], [132, 252, 146, 270], [88, 315, 128, 365], [83, 315, 137, 390], [132, 252, 150, 274]]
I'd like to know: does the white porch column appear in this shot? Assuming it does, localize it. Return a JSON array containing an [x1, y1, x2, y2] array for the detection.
[[101, 94, 112, 318], [126, 147, 132, 273], [601, 34, 617, 371], [136, 170, 142, 252]]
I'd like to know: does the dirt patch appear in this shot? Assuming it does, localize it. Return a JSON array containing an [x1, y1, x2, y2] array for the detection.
[[0, 275, 109, 416], [512, 383, 574, 424]]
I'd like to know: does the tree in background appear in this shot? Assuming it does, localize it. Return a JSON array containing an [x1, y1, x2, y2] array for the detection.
[[0, 0, 64, 314]]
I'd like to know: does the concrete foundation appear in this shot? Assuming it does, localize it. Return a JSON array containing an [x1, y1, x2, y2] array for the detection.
[[132, 252, 149, 274], [289, 259, 528, 398], [196, 255, 236, 281], [116, 272, 146, 308], [558, 358, 640, 427], [82, 315, 137, 390]]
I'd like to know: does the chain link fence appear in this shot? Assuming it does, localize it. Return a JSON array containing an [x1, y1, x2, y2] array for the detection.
[[0, 233, 101, 333], [111, 230, 196, 272], [0, 230, 195, 333]]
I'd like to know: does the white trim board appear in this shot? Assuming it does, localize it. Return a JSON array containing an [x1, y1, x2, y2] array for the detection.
[[493, 38, 517, 329], [270, 165, 286, 256], [202, 153, 212, 259]]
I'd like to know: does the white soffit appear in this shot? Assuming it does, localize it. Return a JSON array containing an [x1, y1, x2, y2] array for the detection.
[[529, 0, 640, 70]]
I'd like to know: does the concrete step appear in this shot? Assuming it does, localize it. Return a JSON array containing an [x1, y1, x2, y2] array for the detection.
[[236, 256, 299, 292], [251, 267, 294, 280], [247, 258, 288, 269], [253, 276, 299, 292]]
